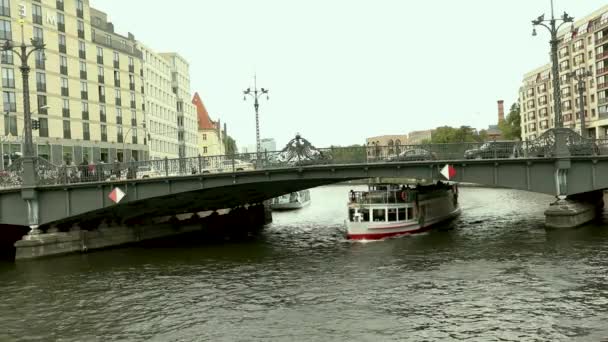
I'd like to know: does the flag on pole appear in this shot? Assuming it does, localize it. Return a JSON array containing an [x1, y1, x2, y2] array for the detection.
[[440, 164, 456, 180], [108, 187, 126, 204]]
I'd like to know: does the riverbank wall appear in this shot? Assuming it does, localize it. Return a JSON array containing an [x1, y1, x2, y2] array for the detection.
[[13, 204, 271, 261]]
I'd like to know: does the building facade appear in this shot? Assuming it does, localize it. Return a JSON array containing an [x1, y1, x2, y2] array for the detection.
[[0, 0, 147, 167], [407, 130, 433, 144], [192, 92, 223, 156], [519, 5, 608, 141], [160, 53, 197, 158]]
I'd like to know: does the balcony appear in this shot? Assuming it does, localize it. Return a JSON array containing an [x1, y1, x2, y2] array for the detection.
[[78, 50, 86, 59], [559, 65, 570, 72], [82, 111, 89, 120], [60, 65, 67, 75], [61, 87, 69, 96], [59, 44, 67, 54], [98, 75, 104, 84], [597, 51, 608, 61], [598, 68, 608, 77], [599, 83, 608, 90], [57, 23, 65, 32], [80, 71, 87, 79], [81, 91, 88, 100], [596, 36, 608, 45], [56, 0, 64, 11], [563, 106, 573, 113], [561, 93, 571, 99], [599, 97, 608, 105]]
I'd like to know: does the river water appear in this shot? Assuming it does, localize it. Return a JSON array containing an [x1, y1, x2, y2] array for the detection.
[[1, 185, 608, 341]]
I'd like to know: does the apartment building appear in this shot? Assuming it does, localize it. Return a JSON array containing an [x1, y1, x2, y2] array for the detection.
[[159, 53, 198, 159], [192, 92, 223, 156], [520, 5, 608, 141]]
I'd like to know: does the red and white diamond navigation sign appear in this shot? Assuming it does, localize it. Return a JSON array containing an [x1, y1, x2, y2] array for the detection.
[[108, 187, 126, 204], [440, 164, 456, 180]]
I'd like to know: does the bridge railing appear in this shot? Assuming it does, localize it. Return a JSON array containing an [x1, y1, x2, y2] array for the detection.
[[2, 136, 608, 189]]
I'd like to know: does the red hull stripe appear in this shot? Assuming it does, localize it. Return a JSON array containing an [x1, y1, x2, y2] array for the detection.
[[348, 225, 433, 240]]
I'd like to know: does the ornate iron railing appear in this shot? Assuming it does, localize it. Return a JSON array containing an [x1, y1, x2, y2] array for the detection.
[[0, 130, 607, 189]]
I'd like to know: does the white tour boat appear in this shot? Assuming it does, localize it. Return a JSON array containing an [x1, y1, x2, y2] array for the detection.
[[271, 190, 311, 210], [346, 182, 460, 240]]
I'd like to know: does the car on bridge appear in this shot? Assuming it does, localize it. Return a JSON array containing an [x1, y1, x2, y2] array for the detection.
[[521, 140, 599, 157], [464, 141, 519, 159], [388, 148, 436, 162]]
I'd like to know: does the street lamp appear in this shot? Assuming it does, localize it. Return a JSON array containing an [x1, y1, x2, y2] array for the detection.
[[1, 18, 46, 186], [567, 70, 593, 138], [243, 75, 269, 161], [531, 0, 574, 129]]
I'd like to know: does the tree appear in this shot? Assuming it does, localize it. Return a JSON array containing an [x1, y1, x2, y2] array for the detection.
[[223, 135, 238, 155], [429, 126, 485, 143], [498, 103, 521, 140], [328, 145, 367, 163]]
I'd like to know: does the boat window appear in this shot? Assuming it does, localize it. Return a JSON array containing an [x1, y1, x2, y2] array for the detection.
[[387, 208, 397, 221], [372, 209, 385, 222], [349, 209, 356, 222], [360, 208, 370, 222], [398, 208, 406, 220], [407, 207, 414, 220]]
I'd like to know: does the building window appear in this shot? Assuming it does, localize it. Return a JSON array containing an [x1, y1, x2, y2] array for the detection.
[[57, 12, 65, 32], [117, 125, 123, 143], [37, 95, 47, 113], [77, 20, 84, 38], [62, 98, 69, 117], [1, 50, 12, 64], [76, 0, 83, 18], [58, 34, 66, 53], [101, 124, 107, 142], [203, 146, 208, 153], [59, 55, 67, 75], [105, 34, 111, 45], [80, 80, 88, 99], [116, 107, 122, 124], [32, 4, 42, 25], [38, 117, 48, 137], [4, 113, 16, 136], [79, 60, 87, 79], [33, 26, 43, 43], [78, 40, 86, 58], [100, 104, 106, 122], [0, 0, 10, 17], [0, 19, 10, 40], [1, 67, 14, 88], [36, 72, 46, 92], [60, 77, 69, 96], [96, 46, 103, 64], [34, 50, 44, 69], [3, 91, 16, 112], [83, 122, 90, 140], [63, 120, 70, 139]]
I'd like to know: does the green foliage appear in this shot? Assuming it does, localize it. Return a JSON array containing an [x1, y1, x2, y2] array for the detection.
[[223, 135, 238, 155], [429, 125, 486, 143], [328, 144, 367, 163], [498, 103, 522, 140]]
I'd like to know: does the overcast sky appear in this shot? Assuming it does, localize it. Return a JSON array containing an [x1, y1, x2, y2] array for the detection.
[[93, 0, 607, 148]]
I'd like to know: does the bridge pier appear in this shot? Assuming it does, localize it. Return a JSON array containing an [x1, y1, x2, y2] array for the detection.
[[13, 203, 272, 260], [545, 191, 604, 228]]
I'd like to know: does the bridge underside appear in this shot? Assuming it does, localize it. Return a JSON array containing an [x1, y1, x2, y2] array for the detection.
[[1, 156, 608, 227]]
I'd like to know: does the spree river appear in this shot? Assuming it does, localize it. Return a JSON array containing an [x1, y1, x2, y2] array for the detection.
[[2, 186, 608, 341]]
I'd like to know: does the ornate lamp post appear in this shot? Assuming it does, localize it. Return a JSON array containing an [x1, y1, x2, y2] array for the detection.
[[532, 0, 574, 129], [2, 18, 46, 236], [2, 19, 46, 185], [243, 75, 269, 161], [567, 70, 593, 138]]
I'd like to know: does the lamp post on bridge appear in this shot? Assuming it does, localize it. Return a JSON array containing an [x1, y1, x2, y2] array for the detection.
[[243, 75, 269, 163], [2, 17, 47, 236], [567, 70, 593, 138], [531, 0, 574, 130]]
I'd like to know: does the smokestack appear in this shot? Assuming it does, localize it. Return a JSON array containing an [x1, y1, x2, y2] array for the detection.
[[497, 100, 505, 122]]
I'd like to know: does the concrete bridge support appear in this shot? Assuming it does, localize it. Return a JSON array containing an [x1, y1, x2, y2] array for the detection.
[[545, 190, 605, 228], [13, 203, 271, 260]]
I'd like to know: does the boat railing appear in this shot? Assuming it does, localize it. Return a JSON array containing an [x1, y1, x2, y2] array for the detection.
[[349, 190, 416, 204]]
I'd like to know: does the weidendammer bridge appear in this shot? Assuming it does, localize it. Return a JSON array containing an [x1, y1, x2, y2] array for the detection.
[[3, 130, 608, 259]]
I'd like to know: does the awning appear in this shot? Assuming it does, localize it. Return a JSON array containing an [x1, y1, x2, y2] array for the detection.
[[578, 21, 589, 34]]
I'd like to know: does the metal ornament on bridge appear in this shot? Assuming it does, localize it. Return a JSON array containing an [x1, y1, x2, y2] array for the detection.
[[277, 134, 329, 165]]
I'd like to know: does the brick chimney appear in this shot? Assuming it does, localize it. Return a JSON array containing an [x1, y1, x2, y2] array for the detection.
[[497, 100, 505, 122]]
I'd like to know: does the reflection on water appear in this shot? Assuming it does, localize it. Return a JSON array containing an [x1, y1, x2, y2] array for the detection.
[[1, 185, 608, 341]]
